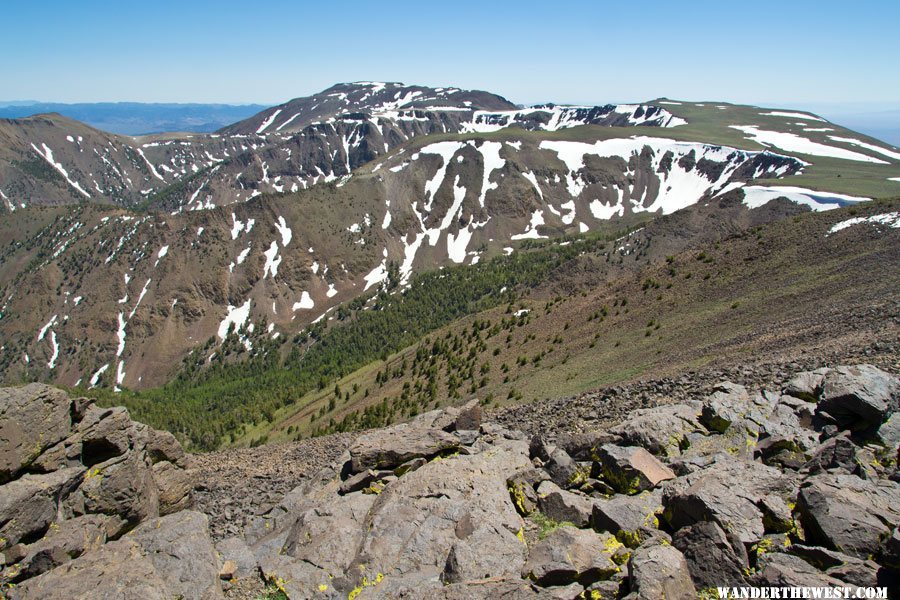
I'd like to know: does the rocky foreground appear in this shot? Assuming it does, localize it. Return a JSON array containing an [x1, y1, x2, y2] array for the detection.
[[2, 363, 899, 598]]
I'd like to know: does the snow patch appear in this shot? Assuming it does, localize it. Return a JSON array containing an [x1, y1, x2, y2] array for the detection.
[[827, 212, 900, 235]]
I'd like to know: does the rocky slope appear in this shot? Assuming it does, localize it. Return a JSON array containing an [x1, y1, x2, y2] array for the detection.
[[6, 358, 896, 598]]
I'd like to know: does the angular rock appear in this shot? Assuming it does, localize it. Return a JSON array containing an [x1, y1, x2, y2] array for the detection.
[[347, 423, 459, 473], [144, 428, 187, 468], [797, 472, 900, 559], [0, 384, 73, 483], [340, 439, 531, 592], [609, 403, 702, 457], [672, 520, 748, 588], [450, 399, 483, 432], [595, 444, 675, 494], [783, 368, 829, 402], [626, 541, 696, 600], [15, 514, 116, 580], [591, 489, 663, 546], [507, 468, 548, 516], [216, 536, 258, 580], [802, 433, 861, 475], [9, 511, 223, 600], [555, 431, 620, 462], [536, 481, 594, 528], [787, 544, 880, 587], [280, 491, 375, 574], [699, 382, 754, 433], [151, 460, 192, 514], [0, 467, 84, 549], [428, 578, 553, 599], [662, 454, 796, 546], [817, 364, 898, 432], [529, 435, 554, 462], [338, 469, 381, 495], [752, 552, 846, 588], [522, 527, 620, 586], [443, 522, 527, 583], [77, 451, 159, 527], [544, 447, 583, 489]]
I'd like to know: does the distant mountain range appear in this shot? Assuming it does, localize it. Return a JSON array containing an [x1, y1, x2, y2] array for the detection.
[[0, 101, 266, 135], [0, 81, 898, 450]]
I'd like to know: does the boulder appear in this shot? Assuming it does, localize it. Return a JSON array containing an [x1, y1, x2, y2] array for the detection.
[[426, 578, 553, 599], [752, 552, 846, 588], [0, 384, 73, 483], [8, 511, 223, 600], [625, 541, 696, 600], [0, 467, 84, 549], [609, 403, 702, 457], [347, 423, 460, 473], [544, 447, 583, 489], [15, 514, 117, 580], [450, 399, 483, 432], [522, 527, 620, 586], [151, 460, 192, 515], [802, 433, 861, 475], [507, 468, 549, 516], [796, 472, 900, 559], [280, 491, 376, 574], [817, 364, 898, 432], [787, 544, 880, 587], [77, 451, 159, 527], [215, 536, 258, 580], [536, 481, 593, 528], [591, 489, 663, 546], [699, 382, 756, 433], [672, 520, 748, 588], [662, 454, 796, 546], [443, 522, 527, 583], [595, 444, 675, 494], [783, 368, 829, 402], [338, 439, 532, 593], [126, 511, 223, 599], [555, 431, 620, 462]]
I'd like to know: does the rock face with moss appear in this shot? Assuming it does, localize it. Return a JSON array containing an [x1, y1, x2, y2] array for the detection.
[[0, 384, 216, 596]]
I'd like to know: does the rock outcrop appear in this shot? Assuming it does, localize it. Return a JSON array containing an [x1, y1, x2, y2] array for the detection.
[[0, 384, 219, 596], [4, 363, 899, 598]]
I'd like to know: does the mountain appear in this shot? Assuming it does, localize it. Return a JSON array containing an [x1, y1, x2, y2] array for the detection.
[[0, 101, 267, 135], [0, 82, 899, 445]]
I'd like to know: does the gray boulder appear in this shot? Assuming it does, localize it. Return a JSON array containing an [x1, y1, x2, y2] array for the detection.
[[591, 488, 663, 546], [609, 403, 702, 457], [817, 364, 898, 431], [787, 544, 880, 587], [783, 368, 829, 402], [215, 536, 259, 580], [9, 511, 222, 600], [536, 481, 593, 528], [0, 467, 84, 549], [347, 423, 460, 473], [625, 541, 696, 600], [752, 552, 846, 588], [522, 527, 620, 586], [662, 454, 796, 546], [595, 444, 675, 494], [672, 520, 748, 588], [797, 472, 900, 559], [544, 447, 583, 489], [0, 384, 73, 482]]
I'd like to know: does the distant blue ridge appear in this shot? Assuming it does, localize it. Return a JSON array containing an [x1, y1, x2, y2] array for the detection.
[[0, 102, 267, 135]]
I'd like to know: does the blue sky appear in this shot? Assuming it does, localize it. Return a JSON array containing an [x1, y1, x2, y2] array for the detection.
[[2, 0, 898, 110]]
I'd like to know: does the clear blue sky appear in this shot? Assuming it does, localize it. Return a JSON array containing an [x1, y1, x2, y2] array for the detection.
[[2, 0, 898, 110]]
